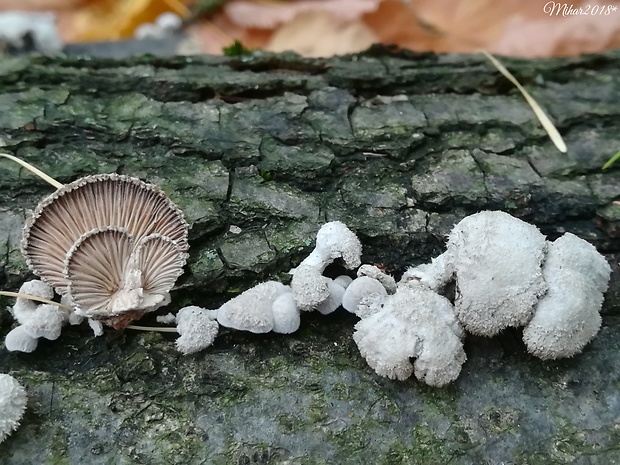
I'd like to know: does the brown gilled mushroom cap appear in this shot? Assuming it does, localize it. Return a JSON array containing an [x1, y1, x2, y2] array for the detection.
[[21, 174, 189, 293], [65, 228, 187, 319]]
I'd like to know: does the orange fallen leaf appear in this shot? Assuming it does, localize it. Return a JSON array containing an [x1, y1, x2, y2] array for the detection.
[[363, 0, 535, 54], [67, 0, 189, 42]]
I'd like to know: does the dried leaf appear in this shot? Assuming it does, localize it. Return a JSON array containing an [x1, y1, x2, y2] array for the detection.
[[225, 0, 381, 29], [363, 0, 620, 57], [67, 0, 189, 42], [0, 0, 86, 9], [266, 10, 377, 57], [492, 3, 620, 57]]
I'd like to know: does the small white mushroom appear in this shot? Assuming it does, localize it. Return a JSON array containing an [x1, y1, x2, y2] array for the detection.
[[333, 275, 353, 289], [0, 374, 27, 443], [175, 306, 219, 355], [523, 233, 612, 359], [291, 221, 362, 312], [357, 264, 397, 294], [4, 326, 38, 353], [12, 280, 53, 317], [19, 304, 65, 341], [401, 252, 454, 293], [216, 281, 291, 333], [353, 280, 466, 387], [316, 278, 347, 315], [341, 276, 387, 315], [271, 292, 301, 333], [87, 319, 104, 337]]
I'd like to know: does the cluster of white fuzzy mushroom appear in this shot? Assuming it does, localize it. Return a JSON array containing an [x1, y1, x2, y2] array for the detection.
[[169, 221, 363, 354], [3, 212, 612, 389], [160, 212, 611, 389], [346, 211, 612, 386]]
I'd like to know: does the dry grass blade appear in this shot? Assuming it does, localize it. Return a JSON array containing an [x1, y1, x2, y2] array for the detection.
[[0, 291, 74, 310], [126, 325, 179, 332], [481, 51, 567, 153], [0, 153, 64, 188]]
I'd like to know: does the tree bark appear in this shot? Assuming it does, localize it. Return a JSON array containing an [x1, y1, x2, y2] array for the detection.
[[0, 48, 619, 464]]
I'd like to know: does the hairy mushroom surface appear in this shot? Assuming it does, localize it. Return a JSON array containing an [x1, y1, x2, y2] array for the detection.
[[175, 306, 219, 355], [353, 280, 466, 387], [523, 233, 612, 359], [405, 211, 548, 337], [0, 374, 27, 443], [291, 221, 362, 311], [216, 281, 293, 333]]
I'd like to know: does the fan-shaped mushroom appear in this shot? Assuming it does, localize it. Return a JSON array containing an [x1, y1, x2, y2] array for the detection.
[[20, 173, 189, 327]]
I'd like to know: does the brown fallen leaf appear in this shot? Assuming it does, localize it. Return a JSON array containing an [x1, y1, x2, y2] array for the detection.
[[493, 2, 620, 57], [266, 10, 378, 57], [363, 0, 536, 53], [0, 0, 86, 9], [224, 0, 381, 29], [363, 0, 620, 57]]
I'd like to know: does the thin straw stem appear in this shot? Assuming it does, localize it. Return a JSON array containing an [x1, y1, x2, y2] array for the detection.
[[0, 153, 64, 188], [481, 51, 567, 154], [126, 325, 178, 333], [0, 291, 74, 310]]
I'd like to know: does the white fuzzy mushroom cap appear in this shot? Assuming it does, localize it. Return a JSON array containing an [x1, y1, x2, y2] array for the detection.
[[523, 233, 612, 359], [271, 292, 301, 333], [13, 280, 54, 318], [291, 265, 329, 312], [401, 252, 454, 293], [175, 306, 219, 355], [342, 276, 387, 315], [353, 281, 466, 386], [216, 282, 291, 333], [357, 265, 397, 294], [18, 304, 66, 341], [4, 326, 38, 353], [313, 221, 363, 269], [316, 278, 346, 315], [446, 211, 548, 337], [291, 222, 362, 312], [0, 374, 28, 443]]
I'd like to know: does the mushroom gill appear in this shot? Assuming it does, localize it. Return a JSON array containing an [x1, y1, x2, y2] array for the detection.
[[22, 174, 189, 293], [20, 174, 189, 326]]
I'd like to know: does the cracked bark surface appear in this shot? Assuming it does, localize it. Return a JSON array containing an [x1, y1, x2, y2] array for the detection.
[[0, 48, 619, 464]]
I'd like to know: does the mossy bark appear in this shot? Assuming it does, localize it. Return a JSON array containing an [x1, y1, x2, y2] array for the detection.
[[1, 48, 619, 464]]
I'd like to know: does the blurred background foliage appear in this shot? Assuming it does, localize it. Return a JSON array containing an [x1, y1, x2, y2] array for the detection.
[[0, 0, 619, 57]]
